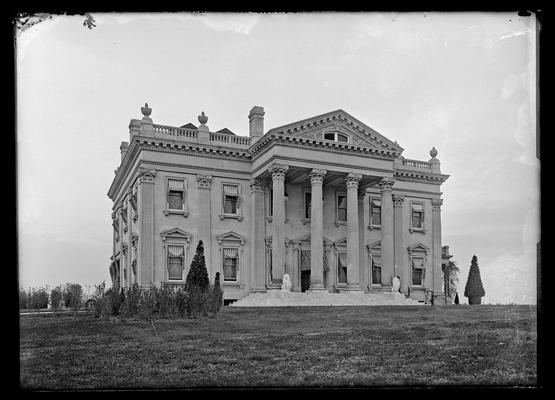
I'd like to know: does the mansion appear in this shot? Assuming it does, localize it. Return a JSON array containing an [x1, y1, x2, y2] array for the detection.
[[107, 104, 450, 304]]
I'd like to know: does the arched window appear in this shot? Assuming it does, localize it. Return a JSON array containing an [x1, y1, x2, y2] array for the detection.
[[323, 132, 349, 143]]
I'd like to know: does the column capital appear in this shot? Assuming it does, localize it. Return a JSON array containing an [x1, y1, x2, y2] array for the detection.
[[431, 198, 443, 211], [250, 178, 264, 193], [268, 163, 289, 180], [346, 173, 362, 189], [137, 168, 156, 184], [393, 194, 405, 207], [196, 174, 213, 189], [378, 177, 395, 192], [310, 169, 327, 184]]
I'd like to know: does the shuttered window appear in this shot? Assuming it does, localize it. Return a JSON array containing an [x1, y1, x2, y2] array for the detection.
[[411, 203, 424, 229], [338, 253, 347, 284], [223, 185, 239, 214], [371, 199, 381, 226], [167, 245, 185, 280], [372, 256, 382, 284], [412, 258, 425, 286], [337, 195, 347, 222], [223, 248, 239, 281], [168, 179, 185, 210]]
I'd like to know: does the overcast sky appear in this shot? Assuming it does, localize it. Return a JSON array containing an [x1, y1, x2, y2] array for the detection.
[[16, 12, 538, 303]]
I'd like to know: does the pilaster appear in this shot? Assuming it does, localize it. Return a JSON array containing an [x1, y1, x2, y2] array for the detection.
[[137, 168, 156, 288], [196, 174, 213, 275], [431, 198, 445, 304], [393, 194, 407, 294], [250, 179, 266, 292]]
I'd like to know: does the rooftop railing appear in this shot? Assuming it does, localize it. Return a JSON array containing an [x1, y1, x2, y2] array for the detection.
[[401, 158, 432, 170], [153, 124, 198, 138], [149, 123, 251, 148]]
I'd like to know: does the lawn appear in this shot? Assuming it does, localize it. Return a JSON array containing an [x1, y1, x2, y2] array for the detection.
[[19, 305, 537, 389]]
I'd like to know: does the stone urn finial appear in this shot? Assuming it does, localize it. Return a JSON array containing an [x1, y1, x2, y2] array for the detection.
[[430, 146, 438, 159], [198, 111, 208, 125], [141, 102, 152, 118]]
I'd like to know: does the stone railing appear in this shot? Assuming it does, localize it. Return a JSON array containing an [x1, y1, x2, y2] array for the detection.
[[394, 157, 437, 173], [210, 132, 251, 146], [401, 158, 432, 170], [148, 123, 250, 148], [153, 124, 198, 138]]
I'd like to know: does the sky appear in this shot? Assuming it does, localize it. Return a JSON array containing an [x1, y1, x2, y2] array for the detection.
[[16, 12, 539, 303]]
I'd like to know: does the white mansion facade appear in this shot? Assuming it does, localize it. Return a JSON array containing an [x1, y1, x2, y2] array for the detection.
[[108, 104, 450, 304]]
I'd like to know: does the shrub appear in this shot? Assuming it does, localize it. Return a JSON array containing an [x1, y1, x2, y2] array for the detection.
[[50, 286, 63, 311], [19, 287, 27, 309], [155, 286, 177, 319], [122, 284, 141, 318], [207, 272, 224, 314], [27, 287, 49, 309], [91, 281, 106, 318], [185, 241, 211, 318], [63, 283, 83, 312], [464, 255, 485, 305], [138, 286, 157, 321]]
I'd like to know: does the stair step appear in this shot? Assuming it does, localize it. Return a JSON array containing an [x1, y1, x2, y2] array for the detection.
[[230, 291, 425, 307]]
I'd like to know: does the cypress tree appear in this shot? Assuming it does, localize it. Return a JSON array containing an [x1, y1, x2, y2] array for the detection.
[[185, 240, 210, 317], [185, 240, 210, 291], [464, 255, 485, 305], [212, 272, 223, 312], [454, 293, 459, 305]]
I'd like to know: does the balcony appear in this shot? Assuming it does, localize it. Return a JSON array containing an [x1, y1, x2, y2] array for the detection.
[[394, 157, 438, 173]]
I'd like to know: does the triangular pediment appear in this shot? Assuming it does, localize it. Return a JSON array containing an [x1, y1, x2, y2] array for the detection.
[[160, 228, 193, 242], [407, 243, 430, 254], [267, 109, 404, 154], [334, 237, 348, 247], [291, 233, 333, 245], [216, 231, 247, 244]]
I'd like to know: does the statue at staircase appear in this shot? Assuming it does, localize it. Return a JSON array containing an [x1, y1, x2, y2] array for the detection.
[[281, 274, 292, 292], [392, 276, 401, 293]]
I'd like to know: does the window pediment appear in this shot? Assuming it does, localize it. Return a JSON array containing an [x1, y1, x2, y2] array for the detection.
[[334, 237, 348, 248], [216, 231, 247, 246], [407, 243, 430, 255], [160, 228, 193, 243], [367, 240, 381, 253]]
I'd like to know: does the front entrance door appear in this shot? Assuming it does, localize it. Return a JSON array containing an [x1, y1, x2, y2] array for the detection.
[[301, 270, 311, 292]]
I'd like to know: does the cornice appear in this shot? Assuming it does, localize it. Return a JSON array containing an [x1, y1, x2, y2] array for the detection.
[[249, 133, 400, 162], [394, 170, 449, 184]]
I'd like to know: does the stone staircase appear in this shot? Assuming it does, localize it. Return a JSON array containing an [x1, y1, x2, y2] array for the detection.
[[230, 290, 425, 307]]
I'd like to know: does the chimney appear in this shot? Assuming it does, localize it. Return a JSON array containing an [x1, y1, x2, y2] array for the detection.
[[120, 141, 129, 162], [249, 106, 265, 142]]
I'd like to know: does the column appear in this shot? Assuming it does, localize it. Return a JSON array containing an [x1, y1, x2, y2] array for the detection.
[[379, 177, 395, 287], [309, 169, 327, 291], [269, 163, 288, 284], [137, 169, 156, 288], [431, 198, 445, 304], [250, 179, 266, 292], [196, 174, 212, 275], [393, 194, 407, 294], [346, 173, 362, 291]]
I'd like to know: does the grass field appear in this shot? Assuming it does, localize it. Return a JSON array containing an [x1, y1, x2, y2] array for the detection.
[[19, 305, 537, 389]]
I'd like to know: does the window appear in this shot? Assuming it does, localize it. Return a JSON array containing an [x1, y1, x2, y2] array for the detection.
[[372, 255, 382, 285], [411, 203, 424, 229], [370, 199, 381, 226], [323, 132, 349, 143], [412, 257, 425, 286], [223, 184, 239, 214], [337, 195, 347, 222], [167, 245, 185, 280], [167, 178, 185, 211], [223, 248, 239, 281], [305, 192, 311, 219], [338, 252, 347, 284]]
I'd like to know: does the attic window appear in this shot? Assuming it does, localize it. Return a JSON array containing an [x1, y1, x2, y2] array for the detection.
[[323, 132, 349, 143]]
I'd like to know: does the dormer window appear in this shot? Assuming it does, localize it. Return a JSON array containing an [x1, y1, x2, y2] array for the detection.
[[323, 132, 349, 142]]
